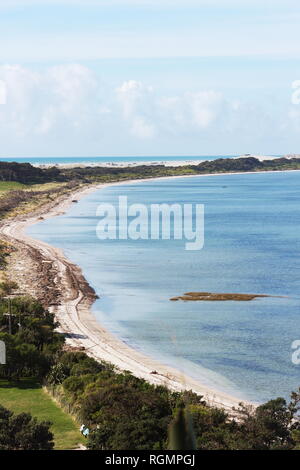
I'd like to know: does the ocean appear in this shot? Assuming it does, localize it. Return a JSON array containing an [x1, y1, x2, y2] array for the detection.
[[27, 171, 300, 403]]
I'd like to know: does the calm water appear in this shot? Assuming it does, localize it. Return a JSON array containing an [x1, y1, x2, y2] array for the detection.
[[28, 171, 300, 403]]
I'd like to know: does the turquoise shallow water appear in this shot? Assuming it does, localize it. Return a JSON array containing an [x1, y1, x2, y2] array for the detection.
[[28, 171, 300, 403], [0, 155, 278, 165]]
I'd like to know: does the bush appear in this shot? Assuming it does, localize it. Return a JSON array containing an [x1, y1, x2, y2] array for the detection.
[[0, 405, 54, 450]]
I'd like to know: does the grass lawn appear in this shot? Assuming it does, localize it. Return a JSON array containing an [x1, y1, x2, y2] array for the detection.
[[0, 181, 26, 193], [0, 181, 71, 218], [0, 181, 66, 193], [0, 378, 85, 450]]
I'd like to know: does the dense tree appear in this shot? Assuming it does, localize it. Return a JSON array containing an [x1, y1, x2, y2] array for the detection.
[[0, 333, 50, 379], [0, 162, 62, 184], [83, 382, 171, 450], [44, 347, 300, 451], [1, 157, 300, 188], [1, 249, 300, 451], [0, 405, 54, 450], [234, 396, 300, 450], [168, 405, 196, 450], [0, 297, 64, 379]]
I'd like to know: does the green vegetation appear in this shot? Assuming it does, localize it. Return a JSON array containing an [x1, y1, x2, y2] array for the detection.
[[0, 242, 13, 272], [1, 157, 300, 188], [0, 162, 62, 185], [0, 296, 64, 380], [0, 182, 77, 219], [0, 294, 84, 449], [1, 284, 300, 450], [0, 379, 84, 450], [1, 157, 300, 219], [1, 158, 300, 450], [49, 352, 204, 450], [0, 402, 54, 450], [46, 351, 300, 450], [168, 405, 196, 450], [0, 181, 26, 192]]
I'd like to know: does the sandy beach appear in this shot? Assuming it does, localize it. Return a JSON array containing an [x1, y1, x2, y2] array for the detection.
[[3, 168, 294, 412], [33, 154, 283, 169]]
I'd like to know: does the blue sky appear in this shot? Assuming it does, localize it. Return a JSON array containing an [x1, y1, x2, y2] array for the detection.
[[0, 0, 300, 157]]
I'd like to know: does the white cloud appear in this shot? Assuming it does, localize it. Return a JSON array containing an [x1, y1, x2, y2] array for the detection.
[[131, 116, 155, 139], [116, 80, 152, 119], [185, 91, 223, 128], [157, 91, 223, 134], [43, 64, 98, 130], [47, 64, 97, 104], [116, 80, 155, 139], [0, 67, 225, 150], [0, 63, 297, 156], [0, 80, 6, 105], [116, 81, 223, 134], [0, 64, 101, 139], [0, 65, 41, 136]]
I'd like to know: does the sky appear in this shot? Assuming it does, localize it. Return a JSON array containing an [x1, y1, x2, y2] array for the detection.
[[0, 0, 300, 157]]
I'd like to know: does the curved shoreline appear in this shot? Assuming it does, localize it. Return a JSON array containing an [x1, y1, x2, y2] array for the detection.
[[2, 170, 290, 411]]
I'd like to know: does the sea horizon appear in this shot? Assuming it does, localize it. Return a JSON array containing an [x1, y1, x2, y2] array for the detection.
[[0, 154, 281, 167]]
